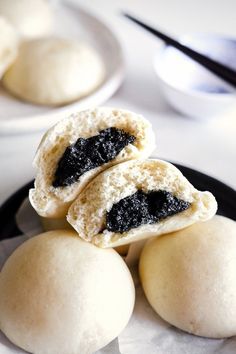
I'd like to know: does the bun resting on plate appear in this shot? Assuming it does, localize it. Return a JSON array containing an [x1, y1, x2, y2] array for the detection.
[[0, 0, 53, 38], [67, 159, 217, 248], [0, 16, 18, 79], [29, 107, 155, 218], [2, 37, 105, 106], [0, 230, 135, 354], [139, 215, 236, 338]]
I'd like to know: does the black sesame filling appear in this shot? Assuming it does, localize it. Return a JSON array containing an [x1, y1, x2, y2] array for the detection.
[[106, 190, 190, 233], [53, 127, 135, 187]]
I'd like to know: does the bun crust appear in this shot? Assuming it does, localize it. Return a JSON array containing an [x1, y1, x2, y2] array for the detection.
[[29, 108, 155, 218], [0, 230, 135, 354], [139, 215, 236, 338], [67, 159, 217, 247]]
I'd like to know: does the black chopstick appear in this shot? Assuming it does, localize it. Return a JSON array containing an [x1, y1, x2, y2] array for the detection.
[[123, 13, 236, 89]]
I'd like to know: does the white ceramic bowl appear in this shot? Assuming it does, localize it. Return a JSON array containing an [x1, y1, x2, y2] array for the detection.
[[154, 34, 236, 119]]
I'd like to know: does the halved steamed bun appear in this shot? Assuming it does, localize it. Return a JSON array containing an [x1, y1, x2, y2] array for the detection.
[[0, 0, 53, 38], [3, 37, 105, 106], [67, 159, 217, 248], [139, 216, 236, 338], [0, 16, 18, 78], [0, 230, 135, 354], [29, 108, 155, 218]]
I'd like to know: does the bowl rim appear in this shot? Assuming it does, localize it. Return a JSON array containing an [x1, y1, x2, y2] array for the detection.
[[153, 32, 236, 100]]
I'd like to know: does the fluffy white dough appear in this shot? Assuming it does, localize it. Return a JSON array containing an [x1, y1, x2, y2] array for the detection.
[[0, 230, 135, 354], [67, 159, 217, 248], [3, 37, 105, 106], [0, 16, 18, 78], [139, 215, 236, 338], [29, 107, 155, 218], [0, 0, 53, 38]]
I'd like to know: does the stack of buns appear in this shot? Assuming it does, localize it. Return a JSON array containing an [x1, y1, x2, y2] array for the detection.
[[0, 0, 105, 106], [1, 107, 236, 353], [29, 107, 216, 241]]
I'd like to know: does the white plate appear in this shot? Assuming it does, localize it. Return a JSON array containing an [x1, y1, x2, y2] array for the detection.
[[0, 1, 124, 135]]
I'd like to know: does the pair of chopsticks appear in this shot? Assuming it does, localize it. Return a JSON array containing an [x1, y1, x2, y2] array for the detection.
[[123, 13, 236, 89]]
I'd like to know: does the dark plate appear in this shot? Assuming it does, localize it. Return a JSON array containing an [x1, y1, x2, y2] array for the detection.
[[0, 163, 235, 240]]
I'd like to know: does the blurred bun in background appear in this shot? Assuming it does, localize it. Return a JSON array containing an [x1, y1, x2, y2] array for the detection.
[[3, 37, 105, 106], [0, 16, 18, 78], [0, 0, 53, 38]]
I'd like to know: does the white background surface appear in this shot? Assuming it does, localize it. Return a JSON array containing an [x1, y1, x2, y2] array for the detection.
[[0, 0, 236, 206]]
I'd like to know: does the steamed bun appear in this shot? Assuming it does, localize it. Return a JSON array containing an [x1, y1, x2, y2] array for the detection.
[[30, 107, 155, 218], [0, 0, 53, 38], [139, 215, 236, 338], [0, 230, 135, 354], [3, 37, 105, 106], [0, 16, 18, 78], [67, 159, 217, 248]]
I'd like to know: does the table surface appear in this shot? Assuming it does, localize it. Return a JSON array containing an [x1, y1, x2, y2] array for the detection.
[[1, 0, 236, 207]]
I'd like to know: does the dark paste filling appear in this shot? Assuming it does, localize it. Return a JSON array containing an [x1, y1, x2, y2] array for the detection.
[[53, 127, 135, 187], [106, 190, 190, 233]]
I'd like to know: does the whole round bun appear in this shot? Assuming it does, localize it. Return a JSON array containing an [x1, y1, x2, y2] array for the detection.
[[139, 215, 236, 338], [0, 230, 135, 354], [68, 159, 217, 248], [0, 16, 18, 78], [3, 37, 105, 106], [29, 107, 155, 218], [0, 0, 53, 38]]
